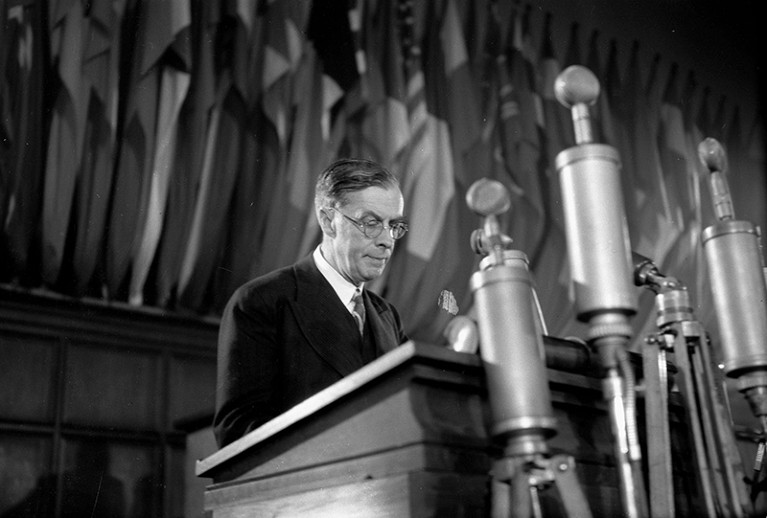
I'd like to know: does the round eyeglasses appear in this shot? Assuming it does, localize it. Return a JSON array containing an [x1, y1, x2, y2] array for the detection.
[[333, 209, 408, 240]]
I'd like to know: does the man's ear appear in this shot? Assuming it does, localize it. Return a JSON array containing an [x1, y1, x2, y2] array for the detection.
[[318, 208, 335, 237]]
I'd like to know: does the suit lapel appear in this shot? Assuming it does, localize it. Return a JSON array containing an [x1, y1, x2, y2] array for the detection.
[[364, 293, 399, 354], [290, 256, 364, 377]]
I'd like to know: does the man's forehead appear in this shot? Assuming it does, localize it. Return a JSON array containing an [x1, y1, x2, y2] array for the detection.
[[345, 186, 403, 209]]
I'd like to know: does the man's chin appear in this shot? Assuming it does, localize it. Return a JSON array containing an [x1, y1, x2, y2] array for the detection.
[[362, 264, 387, 280]]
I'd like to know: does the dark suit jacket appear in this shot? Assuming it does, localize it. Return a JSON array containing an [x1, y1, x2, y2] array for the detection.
[[213, 254, 408, 447]]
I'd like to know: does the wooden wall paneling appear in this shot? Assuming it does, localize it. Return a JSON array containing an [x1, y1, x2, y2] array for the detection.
[[0, 434, 53, 515], [0, 336, 57, 423], [169, 353, 218, 429], [0, 286, 219, 517], [63, 344, 162, 430]]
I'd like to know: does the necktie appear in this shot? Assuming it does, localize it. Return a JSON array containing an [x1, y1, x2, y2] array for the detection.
[[352, 290, 365, 336]]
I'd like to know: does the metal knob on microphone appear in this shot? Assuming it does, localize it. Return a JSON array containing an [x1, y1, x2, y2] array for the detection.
[[554, 65, 646, 518], [700, 138, 767, 431], [466, 178, 591, 517]]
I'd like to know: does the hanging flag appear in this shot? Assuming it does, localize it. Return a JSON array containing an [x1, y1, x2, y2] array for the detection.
[[307, 0, 366, 161], [472, 0, 502, 147], [710, 94, 730, 143], [106, 0, 182, 298], [261, 47, 341, 274], [224, 4, 292, 281], [441, 0, 484, 188], [563, 22, 582, 67], [126, 0, 192, 305], [128, 68, 190, 306], [539, 13, 574, 169], [494, 7, 545, 260], [740, 114, 767, 227], [505, 8, 573, 336], [155, 0, 220, 307], [105, 70, 159, 298], [383, 0, 462, 342], [262, 0, 310, 149], [253, 0, 311, 275], [177, 82, 247, 310], [1, 1, 46, 283], [41, 1, 89, 286], [657, 63, 689, 225], [656, 62, 697, 281], [436, 0, 494, 326], [471, 0, 506, 194], [584, 30, 608, 145], [228, 0, 259, 108], [207, 1, 277, 302], [359, 0, 409, 165], [70, 0, 125, 295], [624, 50, 675, 262]]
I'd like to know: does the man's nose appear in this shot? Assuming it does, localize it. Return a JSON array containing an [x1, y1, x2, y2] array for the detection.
[[376, 229, 395, 248]]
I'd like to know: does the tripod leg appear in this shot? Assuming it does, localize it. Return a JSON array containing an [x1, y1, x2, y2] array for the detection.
[[492, 458, 534, 518], [643, 337, 675, 517], [551, 455, 593, 518], [670, 330, 719, 516], [491, 477, 511, 518], [693, 337, 751, 516], [509, 468, 533, 518]]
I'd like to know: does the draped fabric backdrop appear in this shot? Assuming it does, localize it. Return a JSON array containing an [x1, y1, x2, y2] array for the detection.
[[1, 0, 765, 347]]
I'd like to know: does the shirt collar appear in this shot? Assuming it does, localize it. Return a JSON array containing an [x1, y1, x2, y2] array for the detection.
[[313, 245, 363, 308]]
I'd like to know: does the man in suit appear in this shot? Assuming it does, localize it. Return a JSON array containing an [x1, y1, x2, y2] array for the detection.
[[214, 158, 410, 447]]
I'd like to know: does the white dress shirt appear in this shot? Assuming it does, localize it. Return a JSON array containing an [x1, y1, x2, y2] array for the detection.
[[313, 245, 364, 314]]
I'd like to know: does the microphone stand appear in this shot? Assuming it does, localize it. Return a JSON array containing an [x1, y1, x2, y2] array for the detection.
[[699, 137, 767, 508], [634, 253, 751, 517], [466, 179, 592, 518], [554, 65, 648, 518]]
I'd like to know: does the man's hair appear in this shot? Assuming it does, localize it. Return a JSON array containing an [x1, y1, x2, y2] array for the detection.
[[314, 158, 400, 209]]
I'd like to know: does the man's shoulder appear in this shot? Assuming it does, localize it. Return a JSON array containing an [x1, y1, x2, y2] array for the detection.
[[233, 263, 296, 299], [229, 256, 318, 303]]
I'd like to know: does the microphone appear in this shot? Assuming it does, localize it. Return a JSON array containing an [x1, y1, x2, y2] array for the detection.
[[554, 65, 646, 518], [700, 138, 767, 424], [554, 65, 637, 328], [466, 178, 557, 454]]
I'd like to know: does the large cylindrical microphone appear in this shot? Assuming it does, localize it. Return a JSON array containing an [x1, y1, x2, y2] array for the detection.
[[554, 65, 646, 518], [699, 138, 767, 423], [554, 66, 637, 327], [467, 178, 557, 457]]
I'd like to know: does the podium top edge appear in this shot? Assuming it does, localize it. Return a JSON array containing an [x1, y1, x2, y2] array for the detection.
[[195, 341, 480, 477]]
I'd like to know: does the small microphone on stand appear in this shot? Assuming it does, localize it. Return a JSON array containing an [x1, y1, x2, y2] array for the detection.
[[700, 138, 767, 431], [467, 178, 593, 516], [466, 178, 556, 450]]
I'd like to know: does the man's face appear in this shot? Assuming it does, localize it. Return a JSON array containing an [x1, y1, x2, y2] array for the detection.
[[324, 185, 405, 286]]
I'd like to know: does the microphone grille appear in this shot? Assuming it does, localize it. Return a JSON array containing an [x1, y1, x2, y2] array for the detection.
[[555, 65, 600, 108], [698, 137, 728, 173], [466, 178, 511, 217]]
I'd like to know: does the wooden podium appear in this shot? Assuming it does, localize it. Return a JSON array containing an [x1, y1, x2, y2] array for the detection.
[[196, 340, 699, 517]]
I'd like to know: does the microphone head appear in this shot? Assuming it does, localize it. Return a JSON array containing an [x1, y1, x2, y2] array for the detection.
[[466, 178, 511, 217], [554, 65, 600, 109], [698, 137, 728, 174]]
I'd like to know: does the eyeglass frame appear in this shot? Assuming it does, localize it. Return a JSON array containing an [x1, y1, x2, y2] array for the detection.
[[329, 207, 409, 240]]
